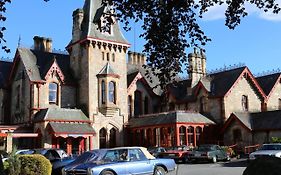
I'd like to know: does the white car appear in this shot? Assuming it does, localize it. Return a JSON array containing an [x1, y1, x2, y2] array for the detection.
[[249, 143, 281, 160]]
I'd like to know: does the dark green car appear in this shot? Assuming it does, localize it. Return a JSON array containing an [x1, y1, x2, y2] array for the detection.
[[188, 144, 230, 163]]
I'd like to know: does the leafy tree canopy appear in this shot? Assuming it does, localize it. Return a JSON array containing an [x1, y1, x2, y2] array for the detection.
[[1, 0, 280, 89]]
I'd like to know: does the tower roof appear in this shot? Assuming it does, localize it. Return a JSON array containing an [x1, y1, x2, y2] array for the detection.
[[81, 0, 129, 45], [98, 62, 119, 78]]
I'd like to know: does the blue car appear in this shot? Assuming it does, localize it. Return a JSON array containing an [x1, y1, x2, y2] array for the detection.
[[62, 147, 176, 175]]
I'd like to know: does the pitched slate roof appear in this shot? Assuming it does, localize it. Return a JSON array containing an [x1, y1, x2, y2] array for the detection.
[[98, 62, 117, 75], [224, 110, 281, 131], [128, 111, 215, 128], [168, 79, 195, 101], [47, 122, 95, 134], [127, 71, 139, 88], [17, 48, 74, 83], [127, 64, 162, 96], [256, 73, 281, 96], [0, 61, 13, 88], [80, 0, 129, 44], [251, 110, 281, 130], [208, 66, 246, 97], [33, 108, 90, 123]]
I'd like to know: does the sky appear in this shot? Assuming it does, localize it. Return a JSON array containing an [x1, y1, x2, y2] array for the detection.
[[1, 0, 281, 77]]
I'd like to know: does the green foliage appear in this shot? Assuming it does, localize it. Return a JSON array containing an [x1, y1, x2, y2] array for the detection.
[[271, 137, 281, 143], [221, 146, 235, 157], [19, 154, 52, 175], [6, 147, 21, 175], [5, 152, 52, 175]]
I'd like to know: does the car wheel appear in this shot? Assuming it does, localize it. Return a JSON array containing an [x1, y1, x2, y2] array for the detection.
[[101, 170, 115, 175], [153, 166, 166, 175], [211, 156, 217, 163]]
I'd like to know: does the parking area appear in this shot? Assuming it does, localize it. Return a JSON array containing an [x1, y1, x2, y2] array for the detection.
[[168, 158, 248, 175]]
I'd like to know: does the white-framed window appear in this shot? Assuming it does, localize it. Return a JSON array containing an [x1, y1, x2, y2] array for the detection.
[[49, 83, 58, 104]]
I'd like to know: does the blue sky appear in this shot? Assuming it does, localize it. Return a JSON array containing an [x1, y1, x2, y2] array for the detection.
[[2, 0, 281, 76]]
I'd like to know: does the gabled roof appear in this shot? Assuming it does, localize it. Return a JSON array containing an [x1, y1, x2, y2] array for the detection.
[[208, 66, 246, 97], [256, 73, 281, 96], [15, 48, 74, 83], [127, 71, 139, 88], [127, 64, 162, 96], [80, 0, 129, 45], [167, 79, 195, 102], [128, 111, 215, 128], [33, 108, 90, 123], [0, 61, 13, 88], [222, 110, 281, 132]]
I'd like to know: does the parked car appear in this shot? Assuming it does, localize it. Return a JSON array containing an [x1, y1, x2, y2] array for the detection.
[[62, 147, 176, 175], [32, 148, 76, 175], [157, 145, 191, 163], [249, 143, 281, 161], [148, 147, 166, 157], [188, 144, 230, 163]]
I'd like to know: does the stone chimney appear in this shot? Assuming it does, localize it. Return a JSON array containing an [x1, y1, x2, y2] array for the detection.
[[128, 51, 147, 66], [72, 8, 84, 42], [33, 36, 52, 52]]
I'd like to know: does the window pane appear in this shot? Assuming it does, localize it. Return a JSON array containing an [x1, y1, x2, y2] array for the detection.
[[49, 83, 57, 103], [108, 81, 115, 103]]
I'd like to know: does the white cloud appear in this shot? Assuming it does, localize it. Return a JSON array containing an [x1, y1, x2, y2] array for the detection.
[[201, 1, 281, 22]]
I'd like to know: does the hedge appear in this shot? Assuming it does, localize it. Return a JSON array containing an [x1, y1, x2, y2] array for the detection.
[[5, 154, 52, 175]]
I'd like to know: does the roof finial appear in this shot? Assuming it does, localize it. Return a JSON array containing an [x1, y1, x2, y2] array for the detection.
[[17, 35, 21, 48]]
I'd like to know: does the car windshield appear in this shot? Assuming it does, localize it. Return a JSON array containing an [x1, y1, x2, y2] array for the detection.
[[71, 150, 105, 164], [260, 144, 281, 150], [196, 146, 212, 151]]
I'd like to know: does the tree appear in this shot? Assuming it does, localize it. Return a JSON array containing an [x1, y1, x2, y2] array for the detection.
[[1, 0, 280, 88]]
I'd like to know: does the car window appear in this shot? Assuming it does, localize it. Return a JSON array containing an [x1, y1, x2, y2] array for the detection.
[[103, 150, 120, 162], [45, 150, 60, 160], [128, 149, 147, 161]]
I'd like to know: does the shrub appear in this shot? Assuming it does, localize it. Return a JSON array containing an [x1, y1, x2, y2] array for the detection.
[[271, 137, 281, 143], [221, 146, 235, 157], [6, 149, 21, 175], [19, 154, 52, 175]]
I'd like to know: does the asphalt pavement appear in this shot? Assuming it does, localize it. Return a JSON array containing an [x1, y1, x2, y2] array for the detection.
[[168, 158, 248, 175]]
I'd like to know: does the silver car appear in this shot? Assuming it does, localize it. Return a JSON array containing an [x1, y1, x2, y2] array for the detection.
[[249, 143, 281, 160]]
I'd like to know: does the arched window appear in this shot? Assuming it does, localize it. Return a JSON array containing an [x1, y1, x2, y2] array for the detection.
[[242, 95, 248, 111], [108, 81, 116, 104], [49, 83, 58, 104], [196, 127, 202, 146], [109, 128, 117, 148], [179, 126, 186, 146], [101, 80, 106, 104], [99, 128, 107, 148], [187, 126, 194, 146], [144, 96, 149, 114]]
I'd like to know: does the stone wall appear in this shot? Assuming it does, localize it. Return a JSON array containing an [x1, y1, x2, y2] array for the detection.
[[267, 82, 281, 111]]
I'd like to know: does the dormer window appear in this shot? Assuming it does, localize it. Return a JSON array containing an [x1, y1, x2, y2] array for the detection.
[[49, 83, 58, 104], [100, 15, 113, 35]]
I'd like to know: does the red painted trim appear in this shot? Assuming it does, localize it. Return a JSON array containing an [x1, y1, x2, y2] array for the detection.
[[130, 122, 209, 130], [0, 133, 8, 137], [224, 67, 267, 101], [66, 37, 131, 49], [44, 60, 65, 82], [7, 51, 20, 84], [50, 132, 95, 135], [127, 72, 142, 92], [193, 81, 209, 96]]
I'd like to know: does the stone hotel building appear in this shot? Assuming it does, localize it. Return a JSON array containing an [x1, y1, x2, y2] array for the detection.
[[0, 0, 281, 154]]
